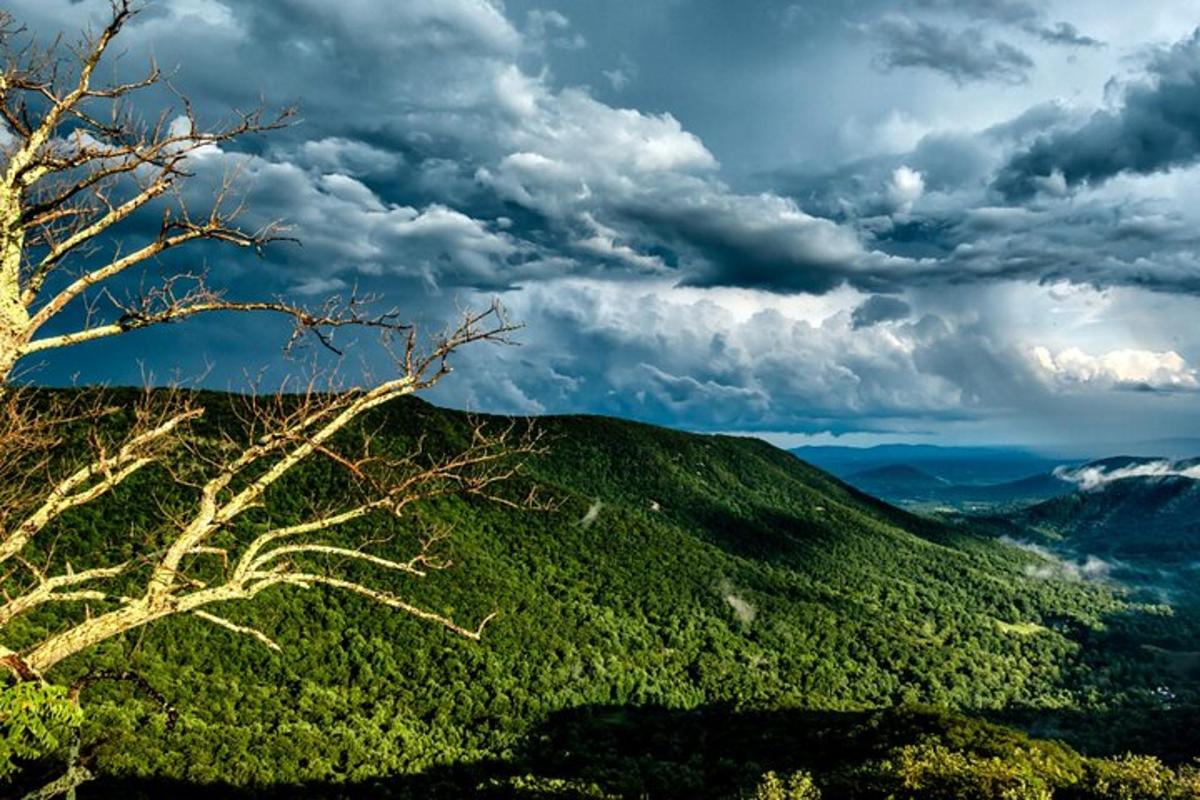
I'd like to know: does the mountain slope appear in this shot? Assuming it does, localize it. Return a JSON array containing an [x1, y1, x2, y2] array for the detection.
[[1010, 472, 1200, 563], [9, 391, 1191, 794]]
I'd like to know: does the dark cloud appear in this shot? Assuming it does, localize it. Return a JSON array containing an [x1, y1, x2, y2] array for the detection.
[[622, 191, 926, 295], [996, 28, 1200, 199], [982, 100, 1081, 144], [868, 16, 1034, 85], [852, 295, 912, 328], [1034, 21, 1103, 48], [910, 0, 1102, 49]]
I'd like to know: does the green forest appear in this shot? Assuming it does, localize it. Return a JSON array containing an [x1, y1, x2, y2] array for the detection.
[[4, 389, 1199, 798]]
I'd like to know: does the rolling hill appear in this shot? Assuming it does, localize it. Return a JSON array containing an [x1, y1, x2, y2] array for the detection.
[[9, 391, 1200, 798], [845, 464, 950, 493]]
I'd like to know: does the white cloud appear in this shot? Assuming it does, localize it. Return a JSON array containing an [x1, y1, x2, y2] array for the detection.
[[1030, 345, 1199, 390], [574, 214, 666, 273], [179, 148, 534, 289], [1001, 537, 1117, 582], [525, 9, 586, 51], [603, 68, 631, 91], [441, 278, 971, 426], [478, 87, 717, 216], [1055, 459, 1200, 491], [888, 165, 926, 212], [291, 277, 348, 297]]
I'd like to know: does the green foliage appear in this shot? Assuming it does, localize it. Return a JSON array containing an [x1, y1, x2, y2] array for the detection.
[[0, 682, 82, 779], [753, 769, 821, 799], [884, 742, 1054, 800], [865, 743, 1200, 800], [483, 775, 622, 798], [1080, 754, 1179, 800]]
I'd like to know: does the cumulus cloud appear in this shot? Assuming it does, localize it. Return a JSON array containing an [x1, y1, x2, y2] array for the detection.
[[477, 86, 718, 216], [294, 138, 403, 178], [1055, 460, 1200, 491], [1030, 346, 1200, 392], [784, 125, 1200, 297], [867, 16, 1034, 85], [574, 213, 666, 273], [7, 0, 1200, 445], [174, 146, 539, 290], [437, 278, 1017, 431], [14, 0, 1164, 305]]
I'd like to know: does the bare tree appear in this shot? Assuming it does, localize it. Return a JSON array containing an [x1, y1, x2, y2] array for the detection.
[[0, 0, 412, 378], [0, 5, 541, 788], [0, 321, 541, 679]]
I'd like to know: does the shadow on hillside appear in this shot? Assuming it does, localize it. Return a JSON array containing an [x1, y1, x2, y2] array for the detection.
[[78, 702, 1200, 800], [986, 705, 1200, 764], [80, 704, 865, 799]]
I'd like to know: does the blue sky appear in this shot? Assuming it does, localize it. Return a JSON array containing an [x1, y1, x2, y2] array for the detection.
[[9, 0, 1200, 448]]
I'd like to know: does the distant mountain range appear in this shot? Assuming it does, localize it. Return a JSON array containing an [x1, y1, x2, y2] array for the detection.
[[805, 449, 1200, 545], [794, 445, 1079, 509], [792, 444, 1073, 487]]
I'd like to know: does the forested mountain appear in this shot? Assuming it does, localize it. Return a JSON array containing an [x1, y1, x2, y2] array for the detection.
[[990, 463, 1200, 565], [12, 391, 1200, 798], [845, 464, 950, 491]]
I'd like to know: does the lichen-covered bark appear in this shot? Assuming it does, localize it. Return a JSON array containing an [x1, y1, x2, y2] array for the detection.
[[0, 193, 29, 382]]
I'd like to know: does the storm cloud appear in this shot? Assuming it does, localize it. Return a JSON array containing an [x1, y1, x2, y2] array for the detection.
[[4, 0, 1200, 447], [996, 28, 1200, 199]]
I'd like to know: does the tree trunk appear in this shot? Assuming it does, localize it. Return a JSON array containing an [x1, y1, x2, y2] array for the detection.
[[0, 197, 29, 382]]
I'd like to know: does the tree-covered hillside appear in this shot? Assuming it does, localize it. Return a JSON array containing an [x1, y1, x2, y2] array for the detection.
[[1002, 473, 1200, 564], [7, 390, 1199, 798]]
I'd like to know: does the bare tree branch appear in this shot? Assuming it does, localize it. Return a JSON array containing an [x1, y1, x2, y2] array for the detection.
[[191, 610, 280, 652]]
